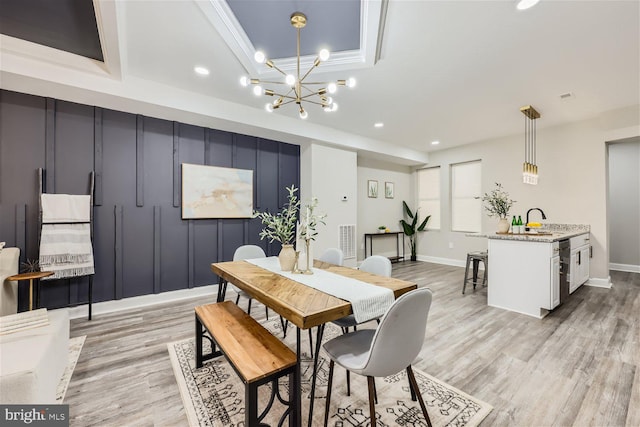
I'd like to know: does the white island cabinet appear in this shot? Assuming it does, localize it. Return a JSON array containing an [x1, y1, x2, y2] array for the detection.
[[569, 233, 590, 293], [488, 239, 560, 318], [485, 224, 590, 319]]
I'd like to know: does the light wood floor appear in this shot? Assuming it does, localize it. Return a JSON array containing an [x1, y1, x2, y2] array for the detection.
[[66, 262, 639, 426]]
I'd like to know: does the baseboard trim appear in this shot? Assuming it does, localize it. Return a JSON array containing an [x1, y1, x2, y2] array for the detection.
[[417, 255, 467, 268], [586, 277, 612, 289], [68, 284, 218, 320], [609, 263, 640, 273]]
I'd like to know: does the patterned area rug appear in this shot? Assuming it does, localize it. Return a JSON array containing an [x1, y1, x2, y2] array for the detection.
[[56, 335, 86, 402], [168, 318, 492, 427]]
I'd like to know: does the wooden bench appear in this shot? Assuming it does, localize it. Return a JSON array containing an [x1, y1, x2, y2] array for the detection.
[[195, 301, 298, 426]]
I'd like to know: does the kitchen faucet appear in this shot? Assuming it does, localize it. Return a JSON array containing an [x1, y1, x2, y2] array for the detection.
[[526, 208, 547, 225]]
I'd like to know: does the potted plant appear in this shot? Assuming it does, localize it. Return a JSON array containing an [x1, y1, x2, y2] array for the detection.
[[480, 182, 515, 233], [253, 185, 300, 271], [377, 225, 386, 233], [399, 201, 430, 261]]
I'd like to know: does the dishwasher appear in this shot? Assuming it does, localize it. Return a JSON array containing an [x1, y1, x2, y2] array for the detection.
[[558, 239, 571, 304]]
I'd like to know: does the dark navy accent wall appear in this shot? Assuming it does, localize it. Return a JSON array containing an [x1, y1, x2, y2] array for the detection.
[[0, 89, 300, 311]]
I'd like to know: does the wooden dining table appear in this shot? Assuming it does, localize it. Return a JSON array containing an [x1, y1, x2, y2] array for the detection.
[[210, 258, 417, 427]]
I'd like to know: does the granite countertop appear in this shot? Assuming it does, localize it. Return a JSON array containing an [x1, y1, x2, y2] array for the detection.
[[466, 224, 590, 243]]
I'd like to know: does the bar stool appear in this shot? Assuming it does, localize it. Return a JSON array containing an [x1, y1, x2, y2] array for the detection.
[[462, 251, 488, 294]]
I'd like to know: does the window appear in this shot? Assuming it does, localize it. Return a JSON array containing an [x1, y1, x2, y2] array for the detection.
[[451, 161, 481, 232], [417, 167, 440, 230]]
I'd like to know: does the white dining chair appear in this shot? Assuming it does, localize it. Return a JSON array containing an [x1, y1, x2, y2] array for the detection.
[[322, 287, 433, 427], [231, 245, 268, 318], [332, 255, 391, 332], [318, 248, 344, 266]]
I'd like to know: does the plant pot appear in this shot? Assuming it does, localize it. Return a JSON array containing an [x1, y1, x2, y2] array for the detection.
[[378, 229, 386, 233], [410, 255, 417, 261], [497, 218, 510, 233], [278, 244, 297, 271]]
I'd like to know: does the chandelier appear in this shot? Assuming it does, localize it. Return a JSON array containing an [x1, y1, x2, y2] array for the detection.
[[239, 12, 356, 119], [520, 105, 540, 185]]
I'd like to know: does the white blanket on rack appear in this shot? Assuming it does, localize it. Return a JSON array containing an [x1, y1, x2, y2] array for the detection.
[[39, 223, 94, 280], [246, 257, 394, 324], [41, 194, 90, 223]]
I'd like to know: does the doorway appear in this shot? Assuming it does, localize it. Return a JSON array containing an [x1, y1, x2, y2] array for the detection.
[[607, 137, 640, 273]]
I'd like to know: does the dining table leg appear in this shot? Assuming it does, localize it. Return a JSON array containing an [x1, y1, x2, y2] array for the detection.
[[216, 277, 227, 302], [307, 323, 325, 427], [293, 327, 302, 427]]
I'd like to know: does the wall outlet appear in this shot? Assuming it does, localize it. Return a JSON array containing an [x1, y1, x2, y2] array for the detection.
[[449, 242, 454, 249]]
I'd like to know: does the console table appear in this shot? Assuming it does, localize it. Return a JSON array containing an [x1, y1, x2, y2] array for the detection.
[[364, 232, 405, 263]]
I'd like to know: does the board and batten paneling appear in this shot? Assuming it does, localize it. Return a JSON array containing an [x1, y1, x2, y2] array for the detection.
[[0, 89, 300, 312]]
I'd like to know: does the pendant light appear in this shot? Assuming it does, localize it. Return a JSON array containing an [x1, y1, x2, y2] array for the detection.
[[520, 105, 540, 185]]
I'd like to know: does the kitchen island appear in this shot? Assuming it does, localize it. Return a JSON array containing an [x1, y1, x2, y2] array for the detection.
[[482, 224, 590, 318]]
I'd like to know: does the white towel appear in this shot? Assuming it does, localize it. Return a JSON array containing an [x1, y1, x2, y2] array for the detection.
[[39, 223, 94, 280], [41, 194, 91, 223], [247, 257, 395, 324]]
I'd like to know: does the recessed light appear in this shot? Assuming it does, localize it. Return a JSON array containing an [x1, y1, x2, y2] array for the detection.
[[374, 122, 384, 128], [516, 0, 540, 10], [431, 140, 440, 145], [194, 66, 210, 76]]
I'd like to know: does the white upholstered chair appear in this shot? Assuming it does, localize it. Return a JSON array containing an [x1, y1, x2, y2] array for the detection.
[[318, 248, 344, 266], [323, 287, 434, 427], [0, 247, 20, 316], [231, 245, 268, 317], [332, 255, 392, 332]]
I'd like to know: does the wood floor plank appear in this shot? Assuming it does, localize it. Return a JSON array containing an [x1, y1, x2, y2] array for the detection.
[[65, 263, 639, 426]]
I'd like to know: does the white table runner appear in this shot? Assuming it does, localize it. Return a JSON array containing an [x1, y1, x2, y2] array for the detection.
[[246, 257, 395, 324]]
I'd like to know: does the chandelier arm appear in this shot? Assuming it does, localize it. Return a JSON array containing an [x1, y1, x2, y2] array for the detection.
[[268, 63, 290, 77], [299, 62, 320, 83], [299, 81, 331, 85], [277, 99, 298, 107], [258, 80, 295, 85], [299, 93, 325, 100], [299, 99, 327, 106], [271, 94, 298, 101]]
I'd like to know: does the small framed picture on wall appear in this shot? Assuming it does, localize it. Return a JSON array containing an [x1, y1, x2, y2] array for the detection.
[[385, 182, 394, 199], [367, 180, 378, 198]]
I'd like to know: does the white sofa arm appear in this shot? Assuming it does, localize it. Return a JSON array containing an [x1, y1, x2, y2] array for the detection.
[[0, 248, 20, 317]]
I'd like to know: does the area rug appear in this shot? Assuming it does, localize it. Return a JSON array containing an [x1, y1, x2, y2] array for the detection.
[[168, 318, 492, 426], [56, 335, 86, 402]]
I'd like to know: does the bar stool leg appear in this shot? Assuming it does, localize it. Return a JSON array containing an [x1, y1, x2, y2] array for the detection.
[[462, 254, 471, 294], [472, 259, 479, 289], [482, 258, 488, 286]]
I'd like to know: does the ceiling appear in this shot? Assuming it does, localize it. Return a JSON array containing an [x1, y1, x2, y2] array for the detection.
[[1, 0, 638, 162], [0, 0, 103, 61]]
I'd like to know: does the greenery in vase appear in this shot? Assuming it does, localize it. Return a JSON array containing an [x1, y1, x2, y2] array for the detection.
[[399, 201, 430, 259], [480, 182, 516, 219], [253, 185, 300, 245], [298, 197, 327, 241]]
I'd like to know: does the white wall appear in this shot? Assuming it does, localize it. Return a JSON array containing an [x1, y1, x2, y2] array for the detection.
[[608, 138, 640, 270], [357, 158, 414, 261], [419, 105, 640, 282], [301, 143, 359, 267]]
